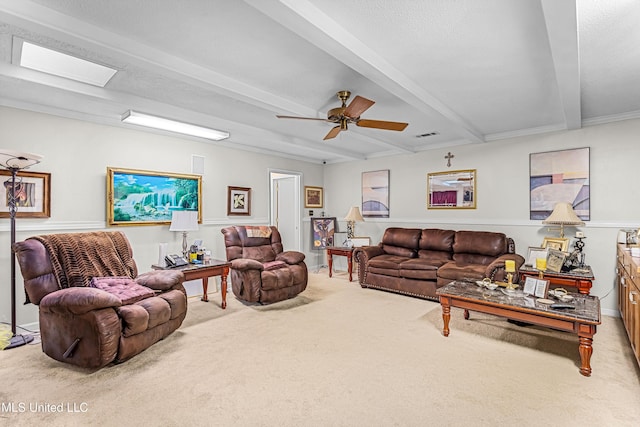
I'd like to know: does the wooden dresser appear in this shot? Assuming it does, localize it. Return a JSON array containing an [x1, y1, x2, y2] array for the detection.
[[616, 243, 640, 368]]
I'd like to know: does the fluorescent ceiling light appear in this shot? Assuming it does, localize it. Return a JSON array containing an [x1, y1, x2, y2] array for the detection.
[[19, 41, 117, 87], [122, 110, 230, 141]]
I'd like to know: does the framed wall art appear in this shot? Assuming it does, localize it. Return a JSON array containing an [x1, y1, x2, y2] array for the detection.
[[310, 217, 336, 250], [362, 169, 389, 217], [304, 186, 323, 208], [227, 186, 251, 216], [530, 147, 590, 220], [427, 169, 476, 209], [0, 170, 51, 218], [107, 167, 201, 226]]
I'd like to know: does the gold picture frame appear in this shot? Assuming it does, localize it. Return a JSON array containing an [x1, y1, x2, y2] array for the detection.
[[107, 167, 202, 226], [304, 186, 323, 208], [541, 237, 569, 252], [427, 169, 476, 209], [0, 170, 51, 218]]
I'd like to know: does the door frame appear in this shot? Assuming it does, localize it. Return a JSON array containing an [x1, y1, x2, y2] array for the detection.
[[268, 169, 302, 252]]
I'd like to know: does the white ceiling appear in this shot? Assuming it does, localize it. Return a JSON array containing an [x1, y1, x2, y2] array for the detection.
[[1, 0, 639, 164]]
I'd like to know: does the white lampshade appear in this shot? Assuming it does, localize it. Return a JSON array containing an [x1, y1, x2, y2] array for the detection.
[[0, 149, 43, 170], [344, 206, 365, 222], [169, 211, 199, 231], [542, 202, 584, 226]]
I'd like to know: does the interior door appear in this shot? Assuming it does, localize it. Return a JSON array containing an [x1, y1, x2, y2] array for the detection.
[[272, 175, 299, 251]]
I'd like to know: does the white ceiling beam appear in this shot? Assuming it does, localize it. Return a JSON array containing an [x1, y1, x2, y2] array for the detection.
[[245, 0, 485, 144], [541, 0, 582, 130]]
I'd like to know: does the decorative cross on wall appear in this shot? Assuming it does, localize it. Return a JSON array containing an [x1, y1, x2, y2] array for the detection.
[[445, 152, 454, 167]]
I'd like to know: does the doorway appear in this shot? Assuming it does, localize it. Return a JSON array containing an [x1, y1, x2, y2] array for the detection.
[[269, 170, 302, 252]]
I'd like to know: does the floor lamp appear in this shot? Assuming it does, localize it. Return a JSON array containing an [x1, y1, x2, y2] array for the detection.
[[0, 149, 42, 350]]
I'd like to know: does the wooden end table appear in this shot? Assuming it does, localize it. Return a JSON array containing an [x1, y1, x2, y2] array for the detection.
[[519, 265, 594, 295], [437, 281, 601, 376], [326, 246, 355, 281], [153, 259, 231, 309]]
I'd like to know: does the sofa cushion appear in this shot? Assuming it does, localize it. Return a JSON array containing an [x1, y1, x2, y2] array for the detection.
[[453, 231, 508, 257], [382, 245, 416, 258], [90, 276, 155, 305], [417, 250, 452, 266], [437, 261, 486, 282], [419, 229, 456, 252], [399, 258, 439, 270], [368, 254, 409, 269], [382, 227, 421, 248]]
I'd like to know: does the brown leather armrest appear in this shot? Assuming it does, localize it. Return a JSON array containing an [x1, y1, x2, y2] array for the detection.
[[354, 245, 385, 263], [277, 251, 305, 264], [135, 270, 185, 291], [40, 287, 121, 315], [485, 254, 526, 282], [231, 258, 264, 271]]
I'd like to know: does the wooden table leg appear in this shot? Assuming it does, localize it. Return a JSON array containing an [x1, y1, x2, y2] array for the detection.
[[578, 324, 596, 376], [328, 252, 333, 278], [347, 253, 353, 282], [441, 299, 451, 337], [220, 269, 228, 309], [463, 309, 470, 320], [200, 277, 209, 302]]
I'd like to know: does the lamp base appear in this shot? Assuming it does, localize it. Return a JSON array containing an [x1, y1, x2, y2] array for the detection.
[[5, 334, 34, 350]]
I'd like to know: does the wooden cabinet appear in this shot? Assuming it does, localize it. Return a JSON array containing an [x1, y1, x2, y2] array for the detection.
[[617, 244, 640, 368]]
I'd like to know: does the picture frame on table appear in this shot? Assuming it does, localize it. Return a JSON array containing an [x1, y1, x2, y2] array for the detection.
[[107, 167, 201, 226], [522, 276, 550, 298], [304, 186, 323, 208], [546, 249, 567, 273], [227, 186, 251, 216], [526, 246, 549, 267], [542, 237, 569, 252], [310, 217, 336, 250], [350, 237, 371, 248], [0, 170, 51, 218]]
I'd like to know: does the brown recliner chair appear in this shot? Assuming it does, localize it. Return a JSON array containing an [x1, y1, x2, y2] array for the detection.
[[13, 231, 187, 369], [221, 225, 308, 304]]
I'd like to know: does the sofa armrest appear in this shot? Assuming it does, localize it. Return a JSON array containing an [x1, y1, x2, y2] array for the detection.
[[135, 270, 185, 291], [230, 258, 264, 271], [353, 245, 385, 284], [40, 287, 122, 315], [485, 254, 526, 283], [277, 251, 306, 265]]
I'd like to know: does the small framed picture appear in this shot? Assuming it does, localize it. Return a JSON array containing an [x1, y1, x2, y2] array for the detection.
[[542, 237, 569, 252], [227, 186, 251, 216], [546, 249, 566, 273], [523, 276, 550, 298], [304, 186, 323, 208], [350, 237, 371, 247], [0, 170, 51, 218], [526, 246, 548, 267]]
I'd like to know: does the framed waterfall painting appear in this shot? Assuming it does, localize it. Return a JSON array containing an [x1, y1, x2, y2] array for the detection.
[[107, 167, 202, 226]]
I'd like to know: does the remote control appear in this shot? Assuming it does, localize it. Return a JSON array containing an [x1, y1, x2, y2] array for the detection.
[[550, 303, 575, 310]]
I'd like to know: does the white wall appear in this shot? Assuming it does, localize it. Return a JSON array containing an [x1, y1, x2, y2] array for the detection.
[[324, 118, 640, 316], [0, 106, 323, 327]]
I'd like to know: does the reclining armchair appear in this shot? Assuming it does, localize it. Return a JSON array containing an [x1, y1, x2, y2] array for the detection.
[[13, 231, 187, 369], [221, 226, 307, 304]]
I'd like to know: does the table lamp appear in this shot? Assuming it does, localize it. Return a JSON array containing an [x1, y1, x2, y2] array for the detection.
[[344, 206, 364, 246], [542, 202, 584, 238], [1, 149, 42, 350], [169, 210, 199, 259]]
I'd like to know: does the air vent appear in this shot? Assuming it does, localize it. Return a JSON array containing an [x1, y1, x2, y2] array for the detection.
[[416, 132, 439, 138]]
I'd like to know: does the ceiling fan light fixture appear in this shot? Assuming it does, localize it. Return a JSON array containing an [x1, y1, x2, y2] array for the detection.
[[121, 110, 230, 141]]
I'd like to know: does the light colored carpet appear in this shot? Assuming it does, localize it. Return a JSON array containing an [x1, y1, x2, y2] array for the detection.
[[1, 272, 639, 426]]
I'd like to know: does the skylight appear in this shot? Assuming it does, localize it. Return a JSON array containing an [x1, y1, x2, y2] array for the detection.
[[19, 41, 117, 87]]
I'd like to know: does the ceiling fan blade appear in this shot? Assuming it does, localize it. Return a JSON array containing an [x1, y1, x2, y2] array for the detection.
[[276, 115, 329, 121], [344, 95, 375, 118], [356, 119, 408, 131], [323, 125, 342, 140]]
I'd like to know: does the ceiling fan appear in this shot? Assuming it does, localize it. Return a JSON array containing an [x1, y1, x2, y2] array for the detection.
[[276, 90, 409, 140]]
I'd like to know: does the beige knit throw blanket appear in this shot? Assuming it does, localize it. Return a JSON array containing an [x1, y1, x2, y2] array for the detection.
[[30, 231, 136, 292], [245, 226, 272, 238]]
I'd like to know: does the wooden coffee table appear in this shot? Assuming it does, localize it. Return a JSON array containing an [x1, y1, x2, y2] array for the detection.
[[153, 260, 231, 308], [437, 281, 601, 376]]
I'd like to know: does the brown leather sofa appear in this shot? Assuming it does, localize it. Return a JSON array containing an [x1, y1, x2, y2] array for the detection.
[[354, 227, 525, 301], [13, 231, 187, 369], [221, 225, 308, 304]]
